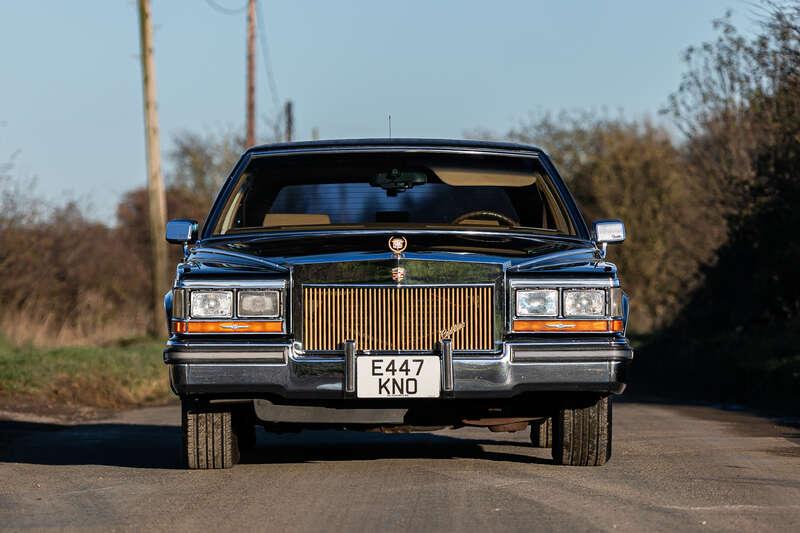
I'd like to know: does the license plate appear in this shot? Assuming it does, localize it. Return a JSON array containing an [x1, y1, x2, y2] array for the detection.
[[356, 356, 440, 398]]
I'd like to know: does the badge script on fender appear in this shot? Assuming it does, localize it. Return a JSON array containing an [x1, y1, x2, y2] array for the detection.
[[440, 322, 466, 341]]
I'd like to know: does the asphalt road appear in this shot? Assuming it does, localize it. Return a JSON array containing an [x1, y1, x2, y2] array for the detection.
[[1, 402, 798, 532]]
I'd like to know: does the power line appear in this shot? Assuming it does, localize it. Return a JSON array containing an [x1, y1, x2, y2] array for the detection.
[[255, 0, 281, 109], [204, 0, 248, 15], [204, 0, 281, 113]]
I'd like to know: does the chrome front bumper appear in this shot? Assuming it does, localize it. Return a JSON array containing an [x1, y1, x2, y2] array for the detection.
[[165, 338, 633, 398]]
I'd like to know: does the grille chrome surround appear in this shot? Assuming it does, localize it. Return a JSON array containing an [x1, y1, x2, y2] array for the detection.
[[302, 286, 494, 352]]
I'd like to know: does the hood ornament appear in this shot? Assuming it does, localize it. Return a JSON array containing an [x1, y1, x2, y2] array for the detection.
[[388, 235, 407, 255], [389, 236, 407, 284]]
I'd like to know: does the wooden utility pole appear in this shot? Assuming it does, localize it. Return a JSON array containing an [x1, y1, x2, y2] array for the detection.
[[284, 100, 293, 142], [137, 0, 168, 337], [246, 0, 256, 146]]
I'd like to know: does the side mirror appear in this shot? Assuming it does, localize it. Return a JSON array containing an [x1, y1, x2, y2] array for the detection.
[[593, 219, 626, 244], [166, 219, 198, 244], [593, 219, 625, 258]]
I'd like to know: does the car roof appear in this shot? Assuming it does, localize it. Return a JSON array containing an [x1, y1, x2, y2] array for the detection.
[[245, 138, 547, 155]]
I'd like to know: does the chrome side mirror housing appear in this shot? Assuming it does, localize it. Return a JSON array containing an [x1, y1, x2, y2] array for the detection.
[[166, 219, 198, 244], [593, 219, 625, 258]]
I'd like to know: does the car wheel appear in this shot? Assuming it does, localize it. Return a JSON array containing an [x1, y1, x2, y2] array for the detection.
[[182, 400, 240, 469], [552, 396, 612, 466], [530, 417, 552, 448]]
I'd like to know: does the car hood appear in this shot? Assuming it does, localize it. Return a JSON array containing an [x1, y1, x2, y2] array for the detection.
[[182, 230, 612, 277]]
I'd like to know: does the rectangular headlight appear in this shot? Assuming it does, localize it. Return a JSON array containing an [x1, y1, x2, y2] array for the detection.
[[238, 290, 281, 318], [563, 289, 605, 317], [190, 290, 233, 318], [516, 289, 558, 317]]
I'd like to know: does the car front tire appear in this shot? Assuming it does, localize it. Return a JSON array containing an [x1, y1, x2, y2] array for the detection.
[[552, 396, 611, 466], [530, 417, 553, 448], [182, 401, 240, 469]]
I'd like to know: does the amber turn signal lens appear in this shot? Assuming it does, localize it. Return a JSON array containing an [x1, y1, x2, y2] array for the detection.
[[512, 319, 623, 333], [174, 321, 283, 333]]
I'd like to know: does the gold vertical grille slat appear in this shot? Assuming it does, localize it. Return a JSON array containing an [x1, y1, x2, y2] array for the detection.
[[303, 286, 493, 352]]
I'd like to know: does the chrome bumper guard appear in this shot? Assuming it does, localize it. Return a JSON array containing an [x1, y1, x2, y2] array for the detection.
[[165, 338, 633, 398]]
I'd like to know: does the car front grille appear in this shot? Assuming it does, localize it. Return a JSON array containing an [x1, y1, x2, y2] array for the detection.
[[302, 286, 494, 352]]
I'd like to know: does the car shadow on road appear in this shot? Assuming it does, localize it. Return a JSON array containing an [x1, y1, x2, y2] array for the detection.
[[0, 421, 183, 469], [244, 430, 553, 465], [0, 420, 552, 469]]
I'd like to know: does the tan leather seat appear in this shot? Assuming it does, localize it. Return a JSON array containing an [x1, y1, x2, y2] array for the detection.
[[263, 213, 331, 227]]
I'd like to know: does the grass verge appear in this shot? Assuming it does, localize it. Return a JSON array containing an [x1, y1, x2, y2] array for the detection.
[[0, 337, 173, 414]]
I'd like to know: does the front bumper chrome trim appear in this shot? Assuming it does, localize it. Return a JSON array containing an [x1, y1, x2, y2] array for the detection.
[[167, 340, 632, 397], [164, 342, 287, 364], [164, 350, 286, 363], [441, 339, 454, 392], [344, 340, 356, 394]]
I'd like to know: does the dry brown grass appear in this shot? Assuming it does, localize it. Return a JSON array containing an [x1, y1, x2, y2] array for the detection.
[[0, 308, 150, 348], [0, 185, 188, 346], [0, 337, 172, 412], [46, 372, 169, 409]]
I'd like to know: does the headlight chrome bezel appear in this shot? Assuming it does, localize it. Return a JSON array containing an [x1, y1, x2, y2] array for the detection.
[[515, 288, 559, 317], [237, 289, 282, 318], [171, 281, 286, 334], [189, 290, 234, 319], [562, 288, 606, 318], [510, 279, 624, 333]]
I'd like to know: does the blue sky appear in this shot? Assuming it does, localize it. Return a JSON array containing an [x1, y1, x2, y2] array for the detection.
[[1, 0, 755, 220]]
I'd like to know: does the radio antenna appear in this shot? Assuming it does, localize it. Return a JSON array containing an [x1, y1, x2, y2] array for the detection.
[[388, 114, 392, 139]]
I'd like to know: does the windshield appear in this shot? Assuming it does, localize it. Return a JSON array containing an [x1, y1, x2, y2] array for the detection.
[[213, 152, 575, 235]]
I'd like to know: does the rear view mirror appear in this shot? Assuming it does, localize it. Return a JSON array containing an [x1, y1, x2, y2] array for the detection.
[[166, 219, 198, 244], [593, 219, 626, 244]]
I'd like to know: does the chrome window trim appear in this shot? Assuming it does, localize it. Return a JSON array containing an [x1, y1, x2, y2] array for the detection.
[[208, 145, 584, 239], [203, 228, 589, 245], [248, 146, 543, 160]]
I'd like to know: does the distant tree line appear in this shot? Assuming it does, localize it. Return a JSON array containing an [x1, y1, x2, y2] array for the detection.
[[470, 4, 800, 408], [0, 129, 247, 345], [644, 4, 800, 409]]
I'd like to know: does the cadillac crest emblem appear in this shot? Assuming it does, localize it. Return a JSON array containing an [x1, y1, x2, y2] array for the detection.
[[388, 235, 407, 255], [391, 266, 406, 282]]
